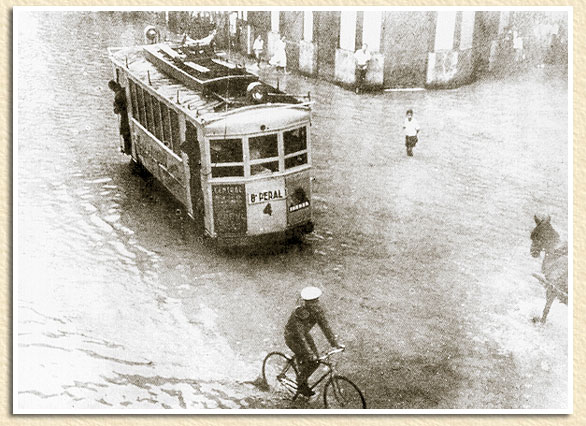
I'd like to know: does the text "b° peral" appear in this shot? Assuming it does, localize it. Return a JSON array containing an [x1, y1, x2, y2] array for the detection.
[[249, 189, 286, 204]]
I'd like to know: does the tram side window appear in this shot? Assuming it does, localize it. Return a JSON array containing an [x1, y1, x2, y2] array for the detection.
[[136, 86, 147, 126], [210, 138, 244, 178], [145, 92, 155, 134], [152, 97, 163, 142], [285, 153, 308, 169], [284, 126, 308, 169], [170, 109, 181, 153], [159, 102, 171, 148], [129, 81, 138, 120], [284, 127, 307, 155]]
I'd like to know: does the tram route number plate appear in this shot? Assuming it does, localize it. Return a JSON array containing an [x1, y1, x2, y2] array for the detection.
[[248, 189, 286, 205]]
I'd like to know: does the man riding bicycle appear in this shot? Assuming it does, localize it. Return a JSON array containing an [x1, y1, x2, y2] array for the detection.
[[284, 287, 344, 397]]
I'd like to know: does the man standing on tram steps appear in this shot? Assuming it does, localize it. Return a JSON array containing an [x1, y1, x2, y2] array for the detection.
[[403, 109, 420, 157], [284, 287, 344, 398], [108, 80, 131, 155], [354, 43, 371, 94]]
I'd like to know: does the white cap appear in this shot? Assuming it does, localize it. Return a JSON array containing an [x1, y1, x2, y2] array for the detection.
[[301, 286, 322, 301]]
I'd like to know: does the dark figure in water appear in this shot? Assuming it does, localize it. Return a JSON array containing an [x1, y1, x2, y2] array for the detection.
[[108, 80, 131, 154], [530, 214, 568, 323]]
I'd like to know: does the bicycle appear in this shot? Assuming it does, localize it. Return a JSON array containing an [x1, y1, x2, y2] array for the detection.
[[261, 347, 366, 408]]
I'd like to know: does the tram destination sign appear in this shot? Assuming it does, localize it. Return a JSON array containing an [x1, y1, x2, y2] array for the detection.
[[248, 188, 286, 205]]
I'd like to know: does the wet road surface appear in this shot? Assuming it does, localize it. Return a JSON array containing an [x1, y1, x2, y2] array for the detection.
[[16, 12, 568, 410]]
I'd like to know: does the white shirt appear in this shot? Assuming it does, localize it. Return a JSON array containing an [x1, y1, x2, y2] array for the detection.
[[403, 117, 420, 136], [253, 38, 264, 51], [354, 49, 371, 67]]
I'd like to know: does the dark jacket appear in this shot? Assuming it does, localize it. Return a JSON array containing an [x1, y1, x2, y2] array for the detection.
[[284, 304, 338, 356], [113, 88, 130, 136]]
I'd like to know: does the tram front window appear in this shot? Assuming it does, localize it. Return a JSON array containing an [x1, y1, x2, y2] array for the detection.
[[210, 138, 243, 163], [249, 134, 278, 160], [210, 138, 244, 178], [249, 134, 278, 176]]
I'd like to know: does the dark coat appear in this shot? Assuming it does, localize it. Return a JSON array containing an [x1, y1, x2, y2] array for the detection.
[[284, 304, 338, 356], [113, 88, 130, 136]]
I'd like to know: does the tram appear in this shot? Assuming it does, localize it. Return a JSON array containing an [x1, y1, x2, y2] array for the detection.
[[108, 40, 314, 246]]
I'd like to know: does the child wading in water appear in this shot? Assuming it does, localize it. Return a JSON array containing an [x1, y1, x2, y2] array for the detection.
[[403, 109, 420, 157]]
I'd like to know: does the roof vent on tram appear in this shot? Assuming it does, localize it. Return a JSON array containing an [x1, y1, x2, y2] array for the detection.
[[247, 82, 270, 104]]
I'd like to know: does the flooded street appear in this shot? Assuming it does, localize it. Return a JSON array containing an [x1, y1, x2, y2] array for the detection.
[[16, 12, 568, 410]]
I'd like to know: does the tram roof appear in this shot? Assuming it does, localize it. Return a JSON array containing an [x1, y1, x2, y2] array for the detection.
[[109, 45, 311, 127]]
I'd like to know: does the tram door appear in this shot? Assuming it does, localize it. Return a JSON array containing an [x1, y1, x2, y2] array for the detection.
[[183, 121, 204, 230]]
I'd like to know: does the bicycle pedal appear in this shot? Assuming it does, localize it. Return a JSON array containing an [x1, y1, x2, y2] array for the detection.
[[296, 392, 318, 402]]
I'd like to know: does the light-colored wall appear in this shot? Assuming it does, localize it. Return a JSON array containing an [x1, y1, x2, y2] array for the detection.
[[365, 52, 384, 87], [426, 48, 474, 88], [334, 48, 355, 85]]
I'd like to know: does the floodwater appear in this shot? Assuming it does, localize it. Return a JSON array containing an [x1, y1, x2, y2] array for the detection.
[[16, 12, 569, 410]]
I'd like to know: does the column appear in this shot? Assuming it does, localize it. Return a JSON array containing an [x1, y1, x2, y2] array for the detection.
[[271, 11, 280, 33], [362, 11, 382, 52], [303, 11, 313, 42], [459, 11, 475, 50], [299, 11, 315, 75], [434, 11, 457, 50], [340, 11, 357, 51]]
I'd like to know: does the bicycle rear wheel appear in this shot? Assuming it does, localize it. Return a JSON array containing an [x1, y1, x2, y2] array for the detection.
[[323, 375, 366, 409], [262, 352, 298, 396]]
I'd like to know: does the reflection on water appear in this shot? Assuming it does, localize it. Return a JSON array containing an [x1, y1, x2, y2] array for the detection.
[[16, 12, 568, 410]]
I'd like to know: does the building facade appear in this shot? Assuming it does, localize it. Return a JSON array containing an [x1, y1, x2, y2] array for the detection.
[[168, 10, 568, 90], [243, 10, 486, 89]]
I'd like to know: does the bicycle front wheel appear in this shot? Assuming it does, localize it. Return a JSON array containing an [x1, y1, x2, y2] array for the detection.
[[323, 375, 366, 409], [262, 352, 298, 396]]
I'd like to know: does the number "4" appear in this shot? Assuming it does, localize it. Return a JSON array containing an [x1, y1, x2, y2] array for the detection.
[[263, 203, 272, 216]]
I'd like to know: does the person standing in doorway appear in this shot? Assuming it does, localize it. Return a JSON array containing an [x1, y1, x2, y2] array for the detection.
[[353, 43, 371, 94], [403, 109, 420, 157], [253, 34, 264, 67]]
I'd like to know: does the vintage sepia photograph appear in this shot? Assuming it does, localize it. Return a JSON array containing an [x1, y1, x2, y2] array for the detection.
[[14, 6, 571, 413]]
